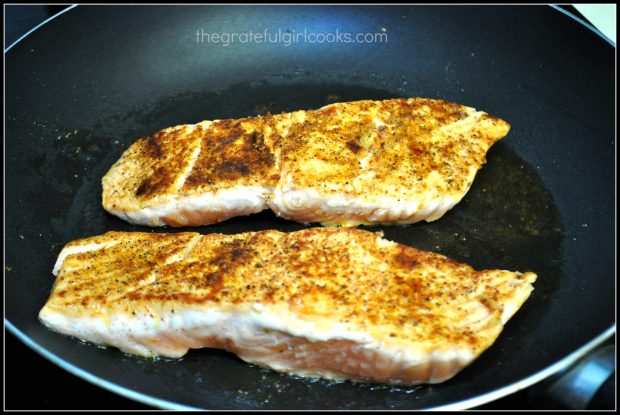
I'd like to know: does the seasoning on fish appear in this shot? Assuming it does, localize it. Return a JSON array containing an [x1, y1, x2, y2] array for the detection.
[[40, 228, 536, 385], [102, 98, 510, 227]]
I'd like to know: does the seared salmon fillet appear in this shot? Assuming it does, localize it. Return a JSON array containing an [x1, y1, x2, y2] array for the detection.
[[40, 228, 536, 385], [102, 98, 510, 227]]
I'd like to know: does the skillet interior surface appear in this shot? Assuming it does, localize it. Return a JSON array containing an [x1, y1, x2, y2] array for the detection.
[[5, 5, 614, 409]]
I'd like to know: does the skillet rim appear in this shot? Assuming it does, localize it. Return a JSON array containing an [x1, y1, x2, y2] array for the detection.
[[4, 4, 616, 410]]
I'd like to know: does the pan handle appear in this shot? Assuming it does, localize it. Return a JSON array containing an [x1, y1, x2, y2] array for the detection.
[[543, 343, 615, 409]]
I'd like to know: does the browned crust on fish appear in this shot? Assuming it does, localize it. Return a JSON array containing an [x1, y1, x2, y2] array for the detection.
[[45, 228, 535, 355], [102, 98, 510, 224]]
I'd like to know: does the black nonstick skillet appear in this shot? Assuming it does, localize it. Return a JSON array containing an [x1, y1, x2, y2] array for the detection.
[[5, 5, 614, 409]]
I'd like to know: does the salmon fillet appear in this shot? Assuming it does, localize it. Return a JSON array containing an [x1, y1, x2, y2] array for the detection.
[[39, 228, 536, 385], [102, 98, 510, 227]]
